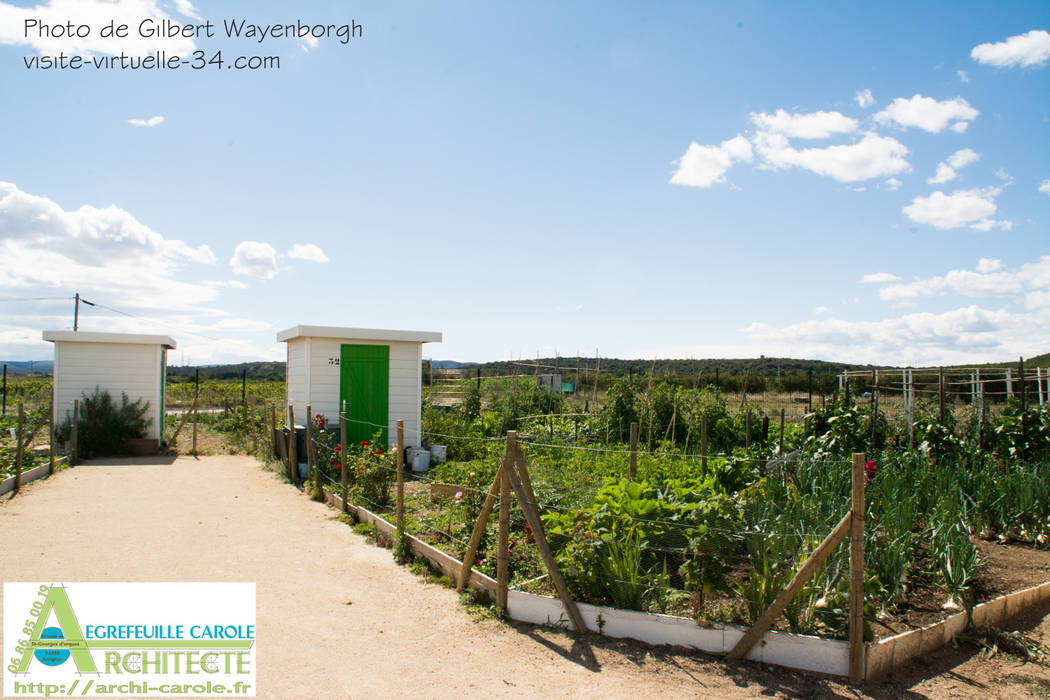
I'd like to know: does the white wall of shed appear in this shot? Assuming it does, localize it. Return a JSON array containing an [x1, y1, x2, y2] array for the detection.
[[285, 337, 423, 447], [52, 341, 164, 441]]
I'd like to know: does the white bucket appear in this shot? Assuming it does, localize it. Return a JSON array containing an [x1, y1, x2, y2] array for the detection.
[[406, 447, 430, 472], [430, 445, 447, 465]]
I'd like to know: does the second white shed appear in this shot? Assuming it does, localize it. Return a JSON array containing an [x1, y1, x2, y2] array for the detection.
[[43, 331, 175, 444], [277, 325, 442, 448]]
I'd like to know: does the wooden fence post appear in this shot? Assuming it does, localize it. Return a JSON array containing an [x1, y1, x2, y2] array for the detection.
[[870, 370, 878, 449], [1020, 356, 1027, 447], [396, 419, 405, 533], [192, 397, 198, 457], [701, 415, 708, 473], [308, 405, 325, 501], [340, 412, 349, 513], [938, 366, 945, 426], [288, 405, 298, 485], [778, 408, 785, 454], [71, 399, 79, 466], [48, 401, 55, 475], [248, 398, 258, 454], [14, 404, 24, 493], [850, 452, 866, 684], [629, 422, 638, 479], [306, 404, 313, 481], [497, 466, 510, 612], [761, 415, 769, 446], [907, 369, 915, 449], [273, 402, 281, 457]]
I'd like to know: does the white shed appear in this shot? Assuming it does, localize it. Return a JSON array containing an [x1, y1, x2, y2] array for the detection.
[[277, 325, 442, 448], [43, 331, 176, 444]]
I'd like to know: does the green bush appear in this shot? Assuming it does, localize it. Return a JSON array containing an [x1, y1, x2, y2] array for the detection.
[[55, 387, 151, 459]]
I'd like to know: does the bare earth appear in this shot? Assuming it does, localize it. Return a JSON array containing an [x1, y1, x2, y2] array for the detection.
[[2, 456, 1048, 699]]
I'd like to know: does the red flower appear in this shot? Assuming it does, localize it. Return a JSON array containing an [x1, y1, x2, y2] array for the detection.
[[864, 459, 878, 482], [360, 440, 369, 447], [334, 445, 341, 452]]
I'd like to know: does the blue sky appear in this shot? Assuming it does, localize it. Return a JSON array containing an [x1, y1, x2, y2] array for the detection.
[[1, 1, 1048, 366]]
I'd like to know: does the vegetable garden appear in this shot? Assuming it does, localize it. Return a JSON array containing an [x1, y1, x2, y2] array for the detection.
[[297, 374, 1050, 655]]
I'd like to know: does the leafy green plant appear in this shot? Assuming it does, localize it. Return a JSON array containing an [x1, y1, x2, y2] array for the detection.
[[54, 387, 150, 459]]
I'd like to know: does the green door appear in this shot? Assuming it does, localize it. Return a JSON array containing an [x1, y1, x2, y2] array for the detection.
[[340, 344, 390, 448]]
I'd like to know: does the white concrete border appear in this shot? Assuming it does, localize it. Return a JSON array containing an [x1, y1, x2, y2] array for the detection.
[[0, 459, 66, 495], [508, 590, 851, 676]]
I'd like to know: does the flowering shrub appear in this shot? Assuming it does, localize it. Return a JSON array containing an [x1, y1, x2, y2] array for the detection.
[[348, 431, 395, 508]]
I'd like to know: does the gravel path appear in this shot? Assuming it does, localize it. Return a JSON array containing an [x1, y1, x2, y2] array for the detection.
[[2, 456, 1047, 699]]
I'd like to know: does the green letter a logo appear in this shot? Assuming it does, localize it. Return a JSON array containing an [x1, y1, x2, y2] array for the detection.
[[16, 587, 97, 673]]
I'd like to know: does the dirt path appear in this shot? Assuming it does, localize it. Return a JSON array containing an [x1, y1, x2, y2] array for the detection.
[[2, 456, 1048, 699]]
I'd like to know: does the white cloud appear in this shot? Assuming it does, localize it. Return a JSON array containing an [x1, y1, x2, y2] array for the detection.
[[669, 135, 753, 188], [0, 181, 282, 362], [171, 0, 201, 21], [749, 109, 858, 139], [0, 0, 198, 57], [883, 177, 902, 191], [874, 94, 979, 133], [855, 89, 874, 108], [927, 163, 956, 185], [201, 279, 248, 289], [0, 181, 216, 299], [1040, 179, 1050, 195], [206, 318, 273, 332], [971, 29, 1050, 68], [753, 131, 910, 182], [878, 256, 1049, 305], [814, 305, 832, 314], [902, 186, 1006, 230], [976, 258, 1003, 273], [946, 148, 980, 170], [744, 304, 1040, 366], [127, 116, 164, 128], [927, 148, 980, 184], [860, 272, 901, 284], [287, 243, 329, 263], [229, 241, 279, 279], [957, 69, 970, 83]]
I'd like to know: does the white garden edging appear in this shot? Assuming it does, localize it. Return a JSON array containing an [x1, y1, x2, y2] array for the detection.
[[0, 463, 52, 495], [507, 589, 850, 676]]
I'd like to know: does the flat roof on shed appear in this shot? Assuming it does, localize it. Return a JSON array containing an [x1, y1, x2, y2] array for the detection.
[[43, 331, 176, 349], [276, 325, 441, 344]]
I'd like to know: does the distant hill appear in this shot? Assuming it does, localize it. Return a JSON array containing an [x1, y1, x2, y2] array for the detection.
[[975, 352, 1050, 369], [431, 360, 477, 369], [470, 356, 866, 379], [3, 351, 1044, 383], [167, 361, 285, 382], [0, 360, 53, 375]]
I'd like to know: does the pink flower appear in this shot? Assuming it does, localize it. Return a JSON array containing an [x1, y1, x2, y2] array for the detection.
[[454, 491, 463, 500]]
